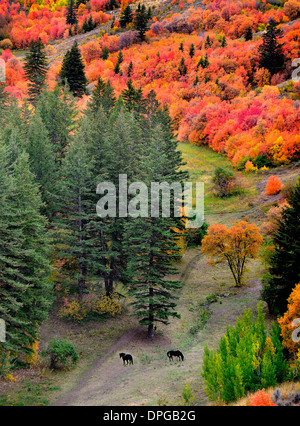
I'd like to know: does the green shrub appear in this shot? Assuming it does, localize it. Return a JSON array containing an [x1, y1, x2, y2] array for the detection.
[[202, 303, 288, 403], [42, 338, 79, 370], [185, 222, 208, 247]]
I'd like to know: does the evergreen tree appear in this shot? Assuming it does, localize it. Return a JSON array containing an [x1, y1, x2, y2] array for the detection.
[[220, 35, 227, 47], [134, 3, 149, 41], [120, 4, 133, 28], [258, 18, 285, 75], [179, 42, 184, 52], [245, 26, 253, 41], [36, 84, 78, 164], [178, 57, 187, 76], [205, 35, 211, 48], [57, 127, 96, 300], [262, 178, 300, 314], [102, 46, 109, 60], [122, 79, 146, 114], [24, 112, 57, 219], [23, 38, 48, 104], [124, 101, 187, 338], [0, 145, 52, 361], [189, 43, 195, 58], [66, 0, 78, 26], [60, 42, 87, 98], [127, 60, 133, 77], [88, 77, 116, 114]]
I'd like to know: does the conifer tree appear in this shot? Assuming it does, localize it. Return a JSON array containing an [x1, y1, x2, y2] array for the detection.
[[23, 38, 48, 104], [120, 4, 133, 28], [88, 77, 116, 114], [134, 3, 149, 41], [258, 18, 285, 75], [262, 178, 300, 314], [66, 0, 78, 26], [36, 84, 78, 164], [60, 42, 87, 98], [124, 101, 187, 338], [0, 145, 52, 360], [122, 79, 146, 114], [245, 26, 253, 41], [189, 43, 195, 58]]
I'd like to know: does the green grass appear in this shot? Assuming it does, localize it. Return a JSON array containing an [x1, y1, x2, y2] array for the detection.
[[178, 142, 259, 222]]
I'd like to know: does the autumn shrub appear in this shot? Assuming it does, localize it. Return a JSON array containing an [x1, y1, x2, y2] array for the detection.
[[42, 338, 79, 370], [202, 221, 263, 287], [248, 389, 277, 406], [278, 283, 300, 363], [0, 38, 12, 50], [265, 175, 282, 196], [59, 293, 122, 322], [212, 167, 235, 197]]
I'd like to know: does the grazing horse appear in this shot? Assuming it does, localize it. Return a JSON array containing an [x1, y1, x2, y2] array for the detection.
[[119, 353, 134, 365], [167, 350, 184, 362]]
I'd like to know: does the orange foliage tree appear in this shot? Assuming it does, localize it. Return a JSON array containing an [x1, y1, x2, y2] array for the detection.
[[248, 389, 277, 406], [265, 175, 282, 196], [202, 221, 263, 286], [278, 283, 300, 361]]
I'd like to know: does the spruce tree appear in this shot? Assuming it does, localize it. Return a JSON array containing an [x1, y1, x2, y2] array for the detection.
[[122, 79, 146, 114], [0, 145, 52, 360], [88, 77, 116, 114], [36, 84, 78, 164], [120, 4, 133, 28], [60, 42, 87, 98], [258, 18, 285, 75], [23, 38, 48, 104], [262, 178, 300, 314], [245, 26, 253, 41], [66, 0, 78, 26], [134, 3, 149, 41], [124, 101, 187, 339], [189, 43, 195, 58]]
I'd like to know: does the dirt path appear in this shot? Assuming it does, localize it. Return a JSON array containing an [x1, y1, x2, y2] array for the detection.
[[52, 249, 264, 406]]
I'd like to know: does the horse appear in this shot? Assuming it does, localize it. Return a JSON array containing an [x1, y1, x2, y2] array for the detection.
[[119, 353, 134, 365], [167, 350, 184, 362]]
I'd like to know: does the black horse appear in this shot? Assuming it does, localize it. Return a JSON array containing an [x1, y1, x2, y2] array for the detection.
[[119, 353, 134, 365], [167, 350, 184, 362]]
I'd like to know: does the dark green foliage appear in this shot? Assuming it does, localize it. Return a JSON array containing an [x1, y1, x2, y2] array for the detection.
[[134, 3, 149, 41], [23, 39, 48, 104], [245, 26, 253, 41], [185, 222, 208, 248], [88, 77, 116, 114], [122, 79, 146, 113], [252, 154, 273, 169], [42, 338, 79, 369], [66, 0, 78, 26], [120, 5, 133, 28], [262, 178, 300, 314], [258, 18, 285, 75], [197, 53, 209, 69], [82, 15, 97, 33], [60, 42, 87, 98], [102, 46, 109, 60], [0, 144, 52, 363], [178, 57, 187, 76], [189, 43, 195, 58]]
